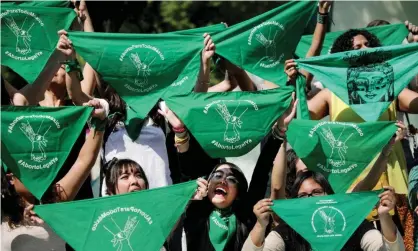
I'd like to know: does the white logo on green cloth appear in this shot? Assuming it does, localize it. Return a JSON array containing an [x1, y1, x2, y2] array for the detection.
[[103, 216, 139, 251], [248, 21, 285, 68], [320, 127, 354, 168], [309, 122, 364, 173], [91, 207, 153, 249], [311, 202, 346, 238], [1, 9, 44, 61], [204, 100, 258, 151], [120, 44, 165, 93], [8, 115, 60, 170]]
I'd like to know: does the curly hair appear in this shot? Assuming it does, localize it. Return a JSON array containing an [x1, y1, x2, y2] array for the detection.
[[330, 29, 382, 54], [1, 169, 25, 229]]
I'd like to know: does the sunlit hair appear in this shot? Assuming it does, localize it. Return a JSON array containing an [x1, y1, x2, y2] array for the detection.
[[104, 158, 149, 195], [330, 29, 382, 54]]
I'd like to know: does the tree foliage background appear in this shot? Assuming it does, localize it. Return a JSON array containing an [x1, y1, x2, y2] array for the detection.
[[87, 1, 298, 33]]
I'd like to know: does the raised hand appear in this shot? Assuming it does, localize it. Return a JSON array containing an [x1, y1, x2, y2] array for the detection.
[[382, 121, 406, 156], [202, 33, 216, 63], [83, 98, 109, 121], [377, 186, 396, 216], [56, 30, 73, 58], [158, 101, 184, 129], [276, 92, 299, 132], [193, 177, 208, 200], [405, 20, 418, 43], [318, 0, 333, 14], [284, 59, 298, 82], [24, 204, 44, 225], [72, 0, 87, 21], [253, 198, 273, 228]]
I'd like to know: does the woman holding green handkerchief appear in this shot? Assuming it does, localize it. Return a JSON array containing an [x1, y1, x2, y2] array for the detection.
[[243, 171, 405, 251], [285, 28, 418, 245], [182, 162, 252, 251]]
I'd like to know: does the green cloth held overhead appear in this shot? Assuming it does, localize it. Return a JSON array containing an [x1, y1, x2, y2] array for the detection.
[[35, 180, 197, 251], [272, 190, 381, 251], [296, 43, 418, 122], [68, 31, 203, 140], [286, 119, 397, 193], [0, 6, 76, 84], [165, 86, 294, 158], [212, 1, 317, 85], [296, 23, 409, 57], [1, 1, 71, 8], [295, 74, 310, 120], [0, 105, 92, 200], [170, 23, 227, 35]]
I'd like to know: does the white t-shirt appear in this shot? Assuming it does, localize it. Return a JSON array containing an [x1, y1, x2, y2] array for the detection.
[[104, 118, 172, 191], [1, 222, 66, 251]]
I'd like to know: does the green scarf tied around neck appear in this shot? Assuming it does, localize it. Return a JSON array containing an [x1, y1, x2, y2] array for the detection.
[[209, 209, 237, 251]]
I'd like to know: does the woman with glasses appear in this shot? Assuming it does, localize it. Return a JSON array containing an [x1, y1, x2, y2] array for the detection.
[[242, 170, 405, 251], [181, 162, 253, 251]]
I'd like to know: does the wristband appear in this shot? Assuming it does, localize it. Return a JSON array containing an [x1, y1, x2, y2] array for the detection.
[[317, 12, 329, 24], [64, 60, 84, 81], [89, 117, 107, 132], [272, 126, 286, 140]]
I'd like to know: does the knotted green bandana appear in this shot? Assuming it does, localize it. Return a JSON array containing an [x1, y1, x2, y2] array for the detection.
[[296, 43, 418, 122], [35, 180, 197, 251], [208, 209, 237, 251], [296, 23, 409, 57], [165, 86, 294, 158], [286, 119, 397, 193], [271, 190, 381, 251], [1, 105, 92, 199], [1, 1, 71, 8], [1, 6, 76, 84], [68, 31, 203, 140], [212, 1, 317, 85]]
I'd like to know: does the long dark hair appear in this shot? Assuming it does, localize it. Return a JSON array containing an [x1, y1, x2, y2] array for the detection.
[[1, 168, 25, 228], [206, 162, 250, 251], [285, 149, 298, 197], [104, 158, 149, 195], [290, 170, 334, 198], [330, 29, 382, 54]]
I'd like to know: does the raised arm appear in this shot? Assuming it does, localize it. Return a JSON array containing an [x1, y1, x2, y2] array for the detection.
[[270, 94, 298, 200], [208, 71, 238, 92], [224, 60, 255, 91], [55, 99, 108, 201], [73, 0, 97, 96], [56, 30, 94, 105], [195, 33, 215, 93], [158, 101, 190, 153], [301, 1, 332, 88], [243, 198, 274, 250], [11, 33, 72, 106], [270, 142, 288, 200], [352, 122, 406, 192], [377, 187, 401, 244]]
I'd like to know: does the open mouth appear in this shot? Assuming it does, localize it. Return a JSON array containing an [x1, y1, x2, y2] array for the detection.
[[214, 186, 228, 196]]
